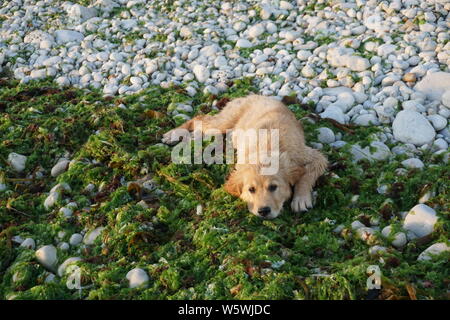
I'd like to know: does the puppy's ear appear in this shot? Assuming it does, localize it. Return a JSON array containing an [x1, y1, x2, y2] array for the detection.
[[287, 165, 306, 186], [279, 152, 306, 185], [224, 170, 242, 197]]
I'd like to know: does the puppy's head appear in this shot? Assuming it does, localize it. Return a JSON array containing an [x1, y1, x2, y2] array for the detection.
[[224, 155, 305, 219]]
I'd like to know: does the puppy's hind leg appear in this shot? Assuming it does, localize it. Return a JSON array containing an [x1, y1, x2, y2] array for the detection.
[[291, 147, 328, 213], [161, 115, 209, 145], [162, 98, 247, 144]]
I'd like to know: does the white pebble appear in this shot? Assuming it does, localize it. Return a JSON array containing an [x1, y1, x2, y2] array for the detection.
[[20, 238, 36, 250], [7, 153, 27, 172], [403, 204, 438, 238], [401, 158, 424, 169], [193, 65, 210, 83], [316, 127, 335, 144], [69, 233, 83, 246], [35, 245, 58, 271], [126, 268, 149, 288], [51, 159, 70, 177]]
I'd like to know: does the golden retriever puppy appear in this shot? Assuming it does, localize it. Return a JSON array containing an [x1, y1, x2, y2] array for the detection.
[[162, 95, 328, 219]]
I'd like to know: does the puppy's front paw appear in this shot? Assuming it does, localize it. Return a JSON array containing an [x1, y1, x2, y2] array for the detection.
[[291, 192, 313, 213], [161, 129, 188, 145]]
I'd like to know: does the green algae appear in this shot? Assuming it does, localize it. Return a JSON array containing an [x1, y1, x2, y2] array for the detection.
[[0, 77, 448, 300]]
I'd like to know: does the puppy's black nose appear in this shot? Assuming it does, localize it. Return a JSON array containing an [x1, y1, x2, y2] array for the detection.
[[258, 207, 271, 217]]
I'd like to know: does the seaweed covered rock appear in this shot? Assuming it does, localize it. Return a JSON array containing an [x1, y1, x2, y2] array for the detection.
[[83, 227, 104, 245], [20, 238, 36, 250], [350, 141, 391, 162], [57, 257, 82, 277], [417, 243, 450, 261]]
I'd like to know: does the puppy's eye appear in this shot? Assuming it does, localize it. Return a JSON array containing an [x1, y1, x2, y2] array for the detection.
[[249, 187, 256, 193], [268, 184, 277, 192]]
